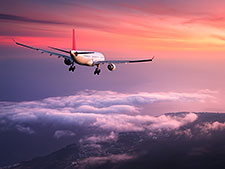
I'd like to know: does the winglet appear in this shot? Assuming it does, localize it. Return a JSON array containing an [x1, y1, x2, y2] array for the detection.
[[12, 38, 16, 43], [151, 56, 155, 61], [12, 38, 20, 46]]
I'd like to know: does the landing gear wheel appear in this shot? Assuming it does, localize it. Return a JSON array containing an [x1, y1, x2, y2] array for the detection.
[[69, 65, 75, 72], [94, 64, 101, 75], [94, 68, 101, 75], [72, 66, 75, 72], [94, 69, 97, 75], [97, 69, 101, 75]]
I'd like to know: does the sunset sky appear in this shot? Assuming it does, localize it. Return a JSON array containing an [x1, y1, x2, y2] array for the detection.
[[0, 0, 225, 114], [1, 0, 225, 51]]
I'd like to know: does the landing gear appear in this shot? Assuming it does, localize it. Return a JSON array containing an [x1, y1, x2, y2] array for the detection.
[[94, 64, 101, 75], [69, 65, 75, 72], [94, 68, 101, 75]]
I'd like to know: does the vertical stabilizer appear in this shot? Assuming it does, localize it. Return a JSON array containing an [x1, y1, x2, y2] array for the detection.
[[72, 29, 76, 50]]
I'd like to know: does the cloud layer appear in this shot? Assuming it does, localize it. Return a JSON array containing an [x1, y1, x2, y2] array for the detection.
[[0, 90, 213, 136], [0, 90, 223, 168]]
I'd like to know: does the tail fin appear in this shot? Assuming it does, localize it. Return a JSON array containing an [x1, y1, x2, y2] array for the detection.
[[72, 29, 76, 51]]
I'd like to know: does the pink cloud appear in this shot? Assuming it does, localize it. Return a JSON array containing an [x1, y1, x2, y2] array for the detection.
[[196, 121, 225, 134], [78, 153, 134, 168], [175, 129, 193, 138]]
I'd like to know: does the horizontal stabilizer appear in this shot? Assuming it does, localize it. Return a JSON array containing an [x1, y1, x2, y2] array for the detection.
[[76, 51, 95, 55], [129, 56, 154, 63], [48, 46, 70, 54]]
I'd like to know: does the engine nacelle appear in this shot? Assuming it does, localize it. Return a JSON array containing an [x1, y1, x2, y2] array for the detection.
[[64, 58, 72, 65], [107, 63, 116, 71]]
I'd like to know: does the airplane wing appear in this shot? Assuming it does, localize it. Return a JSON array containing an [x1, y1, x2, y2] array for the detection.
[[94, 57, 154, 65], [13, 40, 72, 61]]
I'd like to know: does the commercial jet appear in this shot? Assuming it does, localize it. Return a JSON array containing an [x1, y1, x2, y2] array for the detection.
[[14, 29, 154, 75]]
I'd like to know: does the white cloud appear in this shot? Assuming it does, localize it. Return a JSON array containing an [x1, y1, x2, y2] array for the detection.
[[54, 130, 76, 139], [75, 104, 138, 114], [0, 90, 213, 134], [4, 89, 213, 113], [16, 125, 35, 134], [93, 112, 198, 132], [85, 131, 117, 143], [147, 113, 197, 130]]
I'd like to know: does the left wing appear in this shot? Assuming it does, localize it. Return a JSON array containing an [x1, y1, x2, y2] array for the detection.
[[94, 56, 154, 65], [13, 40, 72, 61]]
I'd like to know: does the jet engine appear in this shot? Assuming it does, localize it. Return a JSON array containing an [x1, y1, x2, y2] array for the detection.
[[64, 58, 72, 65], [107, 63, 116, 71]]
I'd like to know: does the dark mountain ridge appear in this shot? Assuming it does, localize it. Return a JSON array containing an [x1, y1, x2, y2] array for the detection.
[[3, 112, 225, 169]]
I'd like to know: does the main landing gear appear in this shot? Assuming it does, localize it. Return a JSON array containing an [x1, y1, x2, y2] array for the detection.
[[94, 64, 101, 75], [69, 64, 75, 72]]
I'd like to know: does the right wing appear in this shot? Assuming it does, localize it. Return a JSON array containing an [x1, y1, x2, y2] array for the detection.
[[13, 40, 72, 61], [94, 57, 155, 65]]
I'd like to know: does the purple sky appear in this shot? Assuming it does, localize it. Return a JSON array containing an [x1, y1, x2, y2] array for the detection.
[[0, 0, 225, 114]]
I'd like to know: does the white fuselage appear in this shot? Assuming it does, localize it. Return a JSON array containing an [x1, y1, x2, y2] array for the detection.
[[71, 50, 105, 66]]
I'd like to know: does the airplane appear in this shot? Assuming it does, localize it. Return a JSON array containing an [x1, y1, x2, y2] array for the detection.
[[14, 29, 154, 75]]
